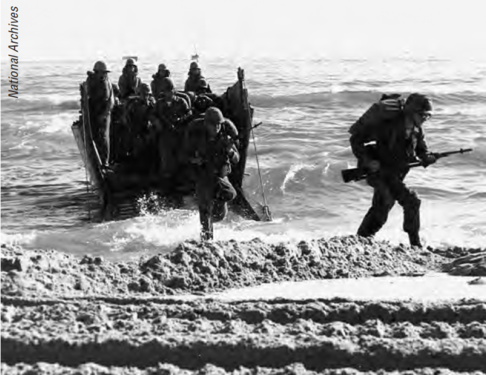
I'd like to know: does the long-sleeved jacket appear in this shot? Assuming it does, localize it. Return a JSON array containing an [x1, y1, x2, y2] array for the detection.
[[184, 74, 207, 93], [87, 73, 115, 116], [184, 118, 239, 177], [151, 73, 166, 99], [125, 96, 155, 134], [349, 107, 428, 171], [118, 73, 142, 100]]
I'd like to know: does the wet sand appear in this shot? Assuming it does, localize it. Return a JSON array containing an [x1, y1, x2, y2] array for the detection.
[[1, 237, 485, 374]]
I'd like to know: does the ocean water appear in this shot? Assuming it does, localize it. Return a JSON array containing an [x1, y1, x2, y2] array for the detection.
[[2, 57, 485, 260]]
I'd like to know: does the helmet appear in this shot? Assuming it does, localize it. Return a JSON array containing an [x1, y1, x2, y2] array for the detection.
[[160, 77, 175, 92], [93, 61, 110, 72], [126, 58, 137, 66], [158, 63, 167, 71], [190, 61, 199, 70], [198, 78, 209, 89], [204, 107, 224, 125], [140, 83, 150, 93], [404, 93, 432, 114]]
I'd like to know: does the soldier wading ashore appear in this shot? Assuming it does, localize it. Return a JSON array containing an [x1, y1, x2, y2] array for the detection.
[[346, 93, 472, 248]]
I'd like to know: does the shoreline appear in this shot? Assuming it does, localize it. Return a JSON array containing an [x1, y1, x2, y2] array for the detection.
[[4, 236, 479, 298]]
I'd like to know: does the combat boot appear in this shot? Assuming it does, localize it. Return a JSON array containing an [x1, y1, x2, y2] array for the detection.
[[408, 232, 422, 248]]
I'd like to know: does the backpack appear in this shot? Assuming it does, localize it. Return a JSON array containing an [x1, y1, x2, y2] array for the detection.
[[348, 93, 404, 137]]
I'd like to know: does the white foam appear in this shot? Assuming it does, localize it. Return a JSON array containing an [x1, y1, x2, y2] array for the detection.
[[39, 113, 78, 134], [0, 231, 37, 247], [281, 163, 314, 192]]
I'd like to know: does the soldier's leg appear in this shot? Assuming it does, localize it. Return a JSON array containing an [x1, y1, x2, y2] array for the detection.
[[196, 176, 214, 241], [357, 177, 396, 237], [214, 177, 237, 202], [212, 201, 228, 223], [212, 177, 237, 223], [387, 176, 422, 246]]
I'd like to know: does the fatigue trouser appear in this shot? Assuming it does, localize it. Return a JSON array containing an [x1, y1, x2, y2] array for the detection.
[[197, 175, 237, 241], [357, 171, 421, 238], [91, 112, 111, 165]]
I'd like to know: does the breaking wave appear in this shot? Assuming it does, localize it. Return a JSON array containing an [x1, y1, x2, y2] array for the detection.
[[2, 96, 80, 114], [250, 90, 486, 109]]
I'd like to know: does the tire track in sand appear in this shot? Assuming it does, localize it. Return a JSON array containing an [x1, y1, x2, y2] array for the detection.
[[2, 298, 486, 372]]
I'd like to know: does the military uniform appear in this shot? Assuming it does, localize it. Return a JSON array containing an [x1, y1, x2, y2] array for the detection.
[[184, 61, 209, 93], [118, 59, 142, 100], [152, 95, 191, 176], [118, 73, 141, 100], [87, 62, 115, 165], [349, 94, 434, 247], [184, 109, 239, 240], [184, 75, 207, 93], [124, 94, 155, 165], [151, 73, 169, 99]]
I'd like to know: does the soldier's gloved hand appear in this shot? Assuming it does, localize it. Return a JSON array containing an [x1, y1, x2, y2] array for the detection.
[[422, 153, 437, 167]]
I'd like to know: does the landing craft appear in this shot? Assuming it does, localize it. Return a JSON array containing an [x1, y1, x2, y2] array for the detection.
[[72, 67, 272, 222]]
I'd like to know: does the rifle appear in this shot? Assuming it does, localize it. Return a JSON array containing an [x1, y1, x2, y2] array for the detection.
[[342, 148, 473, 183]]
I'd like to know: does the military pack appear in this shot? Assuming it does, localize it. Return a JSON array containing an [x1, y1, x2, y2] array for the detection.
[[348, 93, 404, 137]]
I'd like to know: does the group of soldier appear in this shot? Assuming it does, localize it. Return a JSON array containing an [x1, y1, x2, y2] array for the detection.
[[85, 57, 442, 247], [86, 58, 239, 240]]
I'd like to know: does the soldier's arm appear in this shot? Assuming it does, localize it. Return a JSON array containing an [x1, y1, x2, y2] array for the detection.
[[415, 127, 429, 160], [223, 119, 239, 138], [112, 84, 121, 101], [118, 76, 127, 99], [349, 128, 371, 162], [184, 79, 191, 93], [228, 144, 240, 165]]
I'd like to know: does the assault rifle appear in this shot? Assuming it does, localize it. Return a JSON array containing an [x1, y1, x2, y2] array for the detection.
[[342, 148, 473, 183]]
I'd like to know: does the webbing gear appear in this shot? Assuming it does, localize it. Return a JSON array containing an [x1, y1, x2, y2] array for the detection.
[[348, 94, 404, 136]]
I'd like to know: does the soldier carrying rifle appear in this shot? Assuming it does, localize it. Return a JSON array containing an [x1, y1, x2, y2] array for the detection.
[[347, 93, 438, 247]]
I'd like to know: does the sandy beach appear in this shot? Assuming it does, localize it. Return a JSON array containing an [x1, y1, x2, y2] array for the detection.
[[2, 237, 485, 374]]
